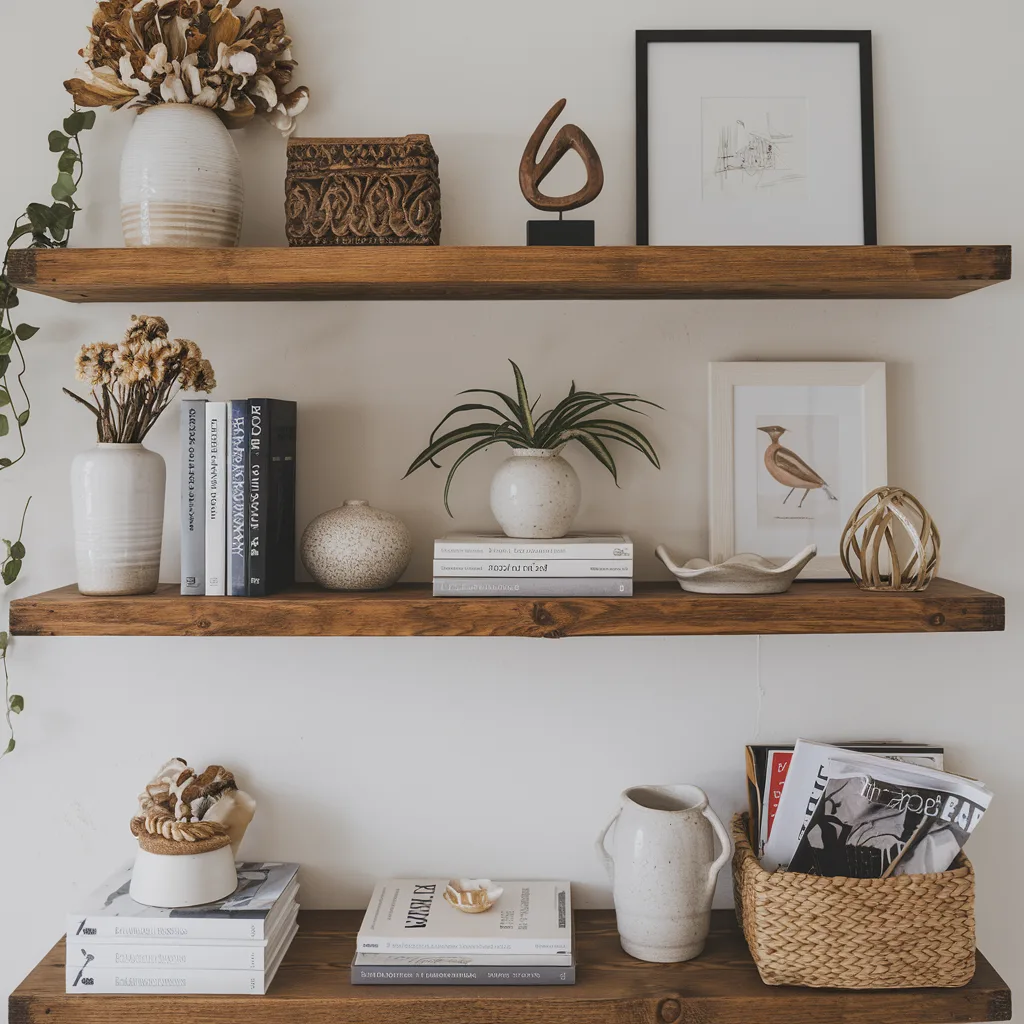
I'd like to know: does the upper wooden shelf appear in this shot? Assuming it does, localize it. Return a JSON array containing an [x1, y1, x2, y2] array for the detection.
[[9, 579, 1004, 638], [10, 910, 1011, 1024], [5, 245, 1011, 302]]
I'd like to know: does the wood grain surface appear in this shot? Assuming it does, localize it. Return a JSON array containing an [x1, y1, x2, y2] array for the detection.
[[9, 579, 1005, 638], [4, 246, 1011, 302], [9, 910, 1011, 1024]]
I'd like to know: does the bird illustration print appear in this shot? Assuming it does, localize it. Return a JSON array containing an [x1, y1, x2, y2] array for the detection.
[[758, 426, 838, 508]]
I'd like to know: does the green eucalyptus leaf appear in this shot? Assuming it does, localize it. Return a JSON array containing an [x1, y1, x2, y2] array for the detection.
[[9, 694, 23, 715], [64, 111, 87, 135], [0, 631, 8, 651], [0, 416, 9, 438], [26, 203, 52, 232], [51, 171, 77, 200], [0, 390, 10, 408], [50, 204, 75, 229], [15, 324, 38, 341], [2, 557, 22, 585], [0, 335, 12, 357], [10, 541, 25, 559], [17, 409, 29, 427], [58, 149, 79, 173], [0, 355, 11, 376], [4, 738, 13, 754], [7, 223, 34, 247], [80, 110, 97, 130], [48, 130, 69, 152], [0, 459, 13, 468]]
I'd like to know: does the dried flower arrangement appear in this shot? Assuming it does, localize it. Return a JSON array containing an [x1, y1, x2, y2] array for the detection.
[[64, 1, 310, 135], [133, 757, 256, 854], [64, 315, 216, 443]]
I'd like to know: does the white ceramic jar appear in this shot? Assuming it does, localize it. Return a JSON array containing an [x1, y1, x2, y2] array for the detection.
[[71, 443, 166, 596], [120, 103, 243, 247], [596, 784, 732, 963], [130, 843, 238, 909], [300, 500, 413, 591], [489, 447, 581, 539]]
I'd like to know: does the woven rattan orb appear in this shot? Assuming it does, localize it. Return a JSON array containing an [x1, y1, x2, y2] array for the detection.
[[840, 487, 940, 592]]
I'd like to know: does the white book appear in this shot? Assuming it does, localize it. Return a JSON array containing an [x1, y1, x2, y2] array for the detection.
[[204, 402, 227, 595], [69, 902, 299, 971], [354, 948, 572, 966], [179, 399, 207, 595], [762, 740, 952, 872], [66, 921, 297, 994], [435, 534, 633, 560], [433, 577, 633, 597], [433, 559, 631, 578], [68, 863, 299, 943], [357, 880, 571, 955]]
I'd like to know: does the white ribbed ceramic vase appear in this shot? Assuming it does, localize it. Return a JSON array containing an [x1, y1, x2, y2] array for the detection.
[[120, 104, 243, 247], [489, 448, 581, 539], [71, 443, 166, 596]]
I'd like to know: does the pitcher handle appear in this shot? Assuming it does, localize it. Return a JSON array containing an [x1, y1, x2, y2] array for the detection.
[[595, 808, 621, 883], [702, 802, 733, 900]]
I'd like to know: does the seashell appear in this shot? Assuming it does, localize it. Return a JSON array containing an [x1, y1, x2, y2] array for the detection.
[[656, 545, 817, 594], [443, 879, 504, 914]]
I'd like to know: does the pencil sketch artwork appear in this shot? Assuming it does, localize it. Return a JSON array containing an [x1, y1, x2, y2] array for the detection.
[[702, 97, 808, 199], [756, 415, 840, 528]]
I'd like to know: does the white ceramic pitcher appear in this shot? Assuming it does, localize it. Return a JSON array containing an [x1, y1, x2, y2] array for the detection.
[[596, 784, 732, 963]]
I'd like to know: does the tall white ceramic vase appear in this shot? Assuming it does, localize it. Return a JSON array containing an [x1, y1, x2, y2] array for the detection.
[[120, 104, 243, 247], [71, 443, 166, 596], [489, 448, 581, 539], [596, 784, 733, 963]]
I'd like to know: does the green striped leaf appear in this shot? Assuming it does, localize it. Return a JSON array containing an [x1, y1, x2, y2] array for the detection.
[[559, 428, 618, 482], [509, 360, 535, 439], [404, 423, 512, 477]]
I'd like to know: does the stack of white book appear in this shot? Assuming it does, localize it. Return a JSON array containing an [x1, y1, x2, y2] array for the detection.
[[352, 880, 574, 985], [433, 534, 633, 597], [66, 862, 299, 995]]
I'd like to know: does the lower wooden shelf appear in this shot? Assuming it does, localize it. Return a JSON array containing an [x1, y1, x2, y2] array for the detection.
[[8, 579, 1005, 638], [10, 910, 1011, 1024]]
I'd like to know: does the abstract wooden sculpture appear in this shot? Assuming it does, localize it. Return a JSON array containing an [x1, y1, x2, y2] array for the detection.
[[840, 487, 941, 592], [519, 99, 604, 245]]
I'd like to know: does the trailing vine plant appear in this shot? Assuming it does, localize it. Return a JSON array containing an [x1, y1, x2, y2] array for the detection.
[[0, 105, 94, 759]]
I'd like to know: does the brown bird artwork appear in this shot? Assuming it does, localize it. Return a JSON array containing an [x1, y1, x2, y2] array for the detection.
[[758, 425, 837, 509]]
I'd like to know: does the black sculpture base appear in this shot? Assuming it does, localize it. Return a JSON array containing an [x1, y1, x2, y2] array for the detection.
[[527, 220, 595, 246]]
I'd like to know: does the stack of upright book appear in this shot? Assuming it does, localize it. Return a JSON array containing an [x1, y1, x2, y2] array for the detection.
[[432, 534, 633, 597], [66, 862, 299, 995], [352, 880, 574, 986], [180, 399, 297, 597]]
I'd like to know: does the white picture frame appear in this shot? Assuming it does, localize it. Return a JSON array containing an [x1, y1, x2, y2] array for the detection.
[[709, 362, 887, 580]]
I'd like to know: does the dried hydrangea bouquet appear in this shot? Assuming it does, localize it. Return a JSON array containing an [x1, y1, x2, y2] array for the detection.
[[65, 315, 216, 596], [65, 0, 310, 247]]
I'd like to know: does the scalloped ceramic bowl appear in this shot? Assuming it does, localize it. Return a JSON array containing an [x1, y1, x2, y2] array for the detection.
[[656, 545, 817, 595]]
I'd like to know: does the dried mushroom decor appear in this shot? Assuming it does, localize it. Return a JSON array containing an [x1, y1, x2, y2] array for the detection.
[[285, 135, 441, 246], [132, 757, 256, 856]]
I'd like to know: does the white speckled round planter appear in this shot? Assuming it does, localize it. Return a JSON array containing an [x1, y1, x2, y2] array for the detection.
[[596, 784, 732, 964], [300, 500, 413, 591], [129, 845, 238, 909], [120, 103, 243, 248], [71, 443, 166, 596], [489, 448, 581, 539]]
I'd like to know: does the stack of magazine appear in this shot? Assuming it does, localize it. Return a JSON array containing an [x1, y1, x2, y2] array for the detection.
[[66, 862, 299, 995], [432, 534, 633, 597], [352, 880, 574, 985], [749, 740, 992, 878]]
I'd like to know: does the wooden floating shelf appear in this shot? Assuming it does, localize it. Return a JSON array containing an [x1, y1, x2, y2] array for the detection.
[[5, 245, 1011, 302], [9, 579, 1004, 638], [11, 910, 1011, 1024]]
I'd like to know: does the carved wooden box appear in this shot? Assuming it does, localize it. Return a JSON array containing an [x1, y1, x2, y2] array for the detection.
[[285, 135, 441, 246]]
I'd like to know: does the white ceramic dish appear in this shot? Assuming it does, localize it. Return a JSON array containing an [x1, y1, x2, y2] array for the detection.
[[656, 544, 817, 594]]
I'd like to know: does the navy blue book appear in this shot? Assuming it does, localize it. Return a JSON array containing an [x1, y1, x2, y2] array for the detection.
[[247, 399, 297, 596], [227, 400, 248, 596]]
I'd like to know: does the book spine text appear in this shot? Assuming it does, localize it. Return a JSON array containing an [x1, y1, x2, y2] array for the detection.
[[227, 400, 248, 596], [351, 964, 575, 985], [433, 578, 633, 597], [179, 399, 206, 595], [433, 559, 632, 578], [204, 402, 227, 595]]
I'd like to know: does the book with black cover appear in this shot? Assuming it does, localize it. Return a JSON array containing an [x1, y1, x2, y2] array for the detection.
[[247, 399, 296, 596], [227, 400, 248, 597]]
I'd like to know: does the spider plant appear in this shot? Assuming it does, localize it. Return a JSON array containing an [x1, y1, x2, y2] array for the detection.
[[405, 360, 661, 515]]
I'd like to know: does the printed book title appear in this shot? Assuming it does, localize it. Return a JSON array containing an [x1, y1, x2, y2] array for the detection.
[[405, 884, 436, 928]]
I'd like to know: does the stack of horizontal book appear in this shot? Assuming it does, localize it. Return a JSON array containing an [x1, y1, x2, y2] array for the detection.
[[433, 534, 633, 597], [352, 879, 574, 985], [66, 862, 299, 995], [181, 399, 297, 598]]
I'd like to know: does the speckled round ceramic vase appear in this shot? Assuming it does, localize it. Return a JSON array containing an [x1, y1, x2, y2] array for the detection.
[[300, 500, 412, 591], [489, 447, 581, 539], [596, 784, 733, 964], [71, 443, 166, 596], [120, 103, 243, 247]]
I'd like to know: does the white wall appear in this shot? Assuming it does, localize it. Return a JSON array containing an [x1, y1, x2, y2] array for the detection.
[[1, 0, 1021, 1013]]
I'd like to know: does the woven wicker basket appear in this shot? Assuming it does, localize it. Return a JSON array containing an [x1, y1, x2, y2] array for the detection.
[[732, 813, 976, 988]]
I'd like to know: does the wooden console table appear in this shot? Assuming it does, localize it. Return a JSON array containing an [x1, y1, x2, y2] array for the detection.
[[10, 910, 1011, 1024]]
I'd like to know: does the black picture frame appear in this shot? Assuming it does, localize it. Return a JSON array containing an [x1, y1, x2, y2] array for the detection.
[[636, 30, 877, 246]]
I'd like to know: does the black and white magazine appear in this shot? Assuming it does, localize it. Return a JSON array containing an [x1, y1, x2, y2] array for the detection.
[[789, 756, 991, 878]]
